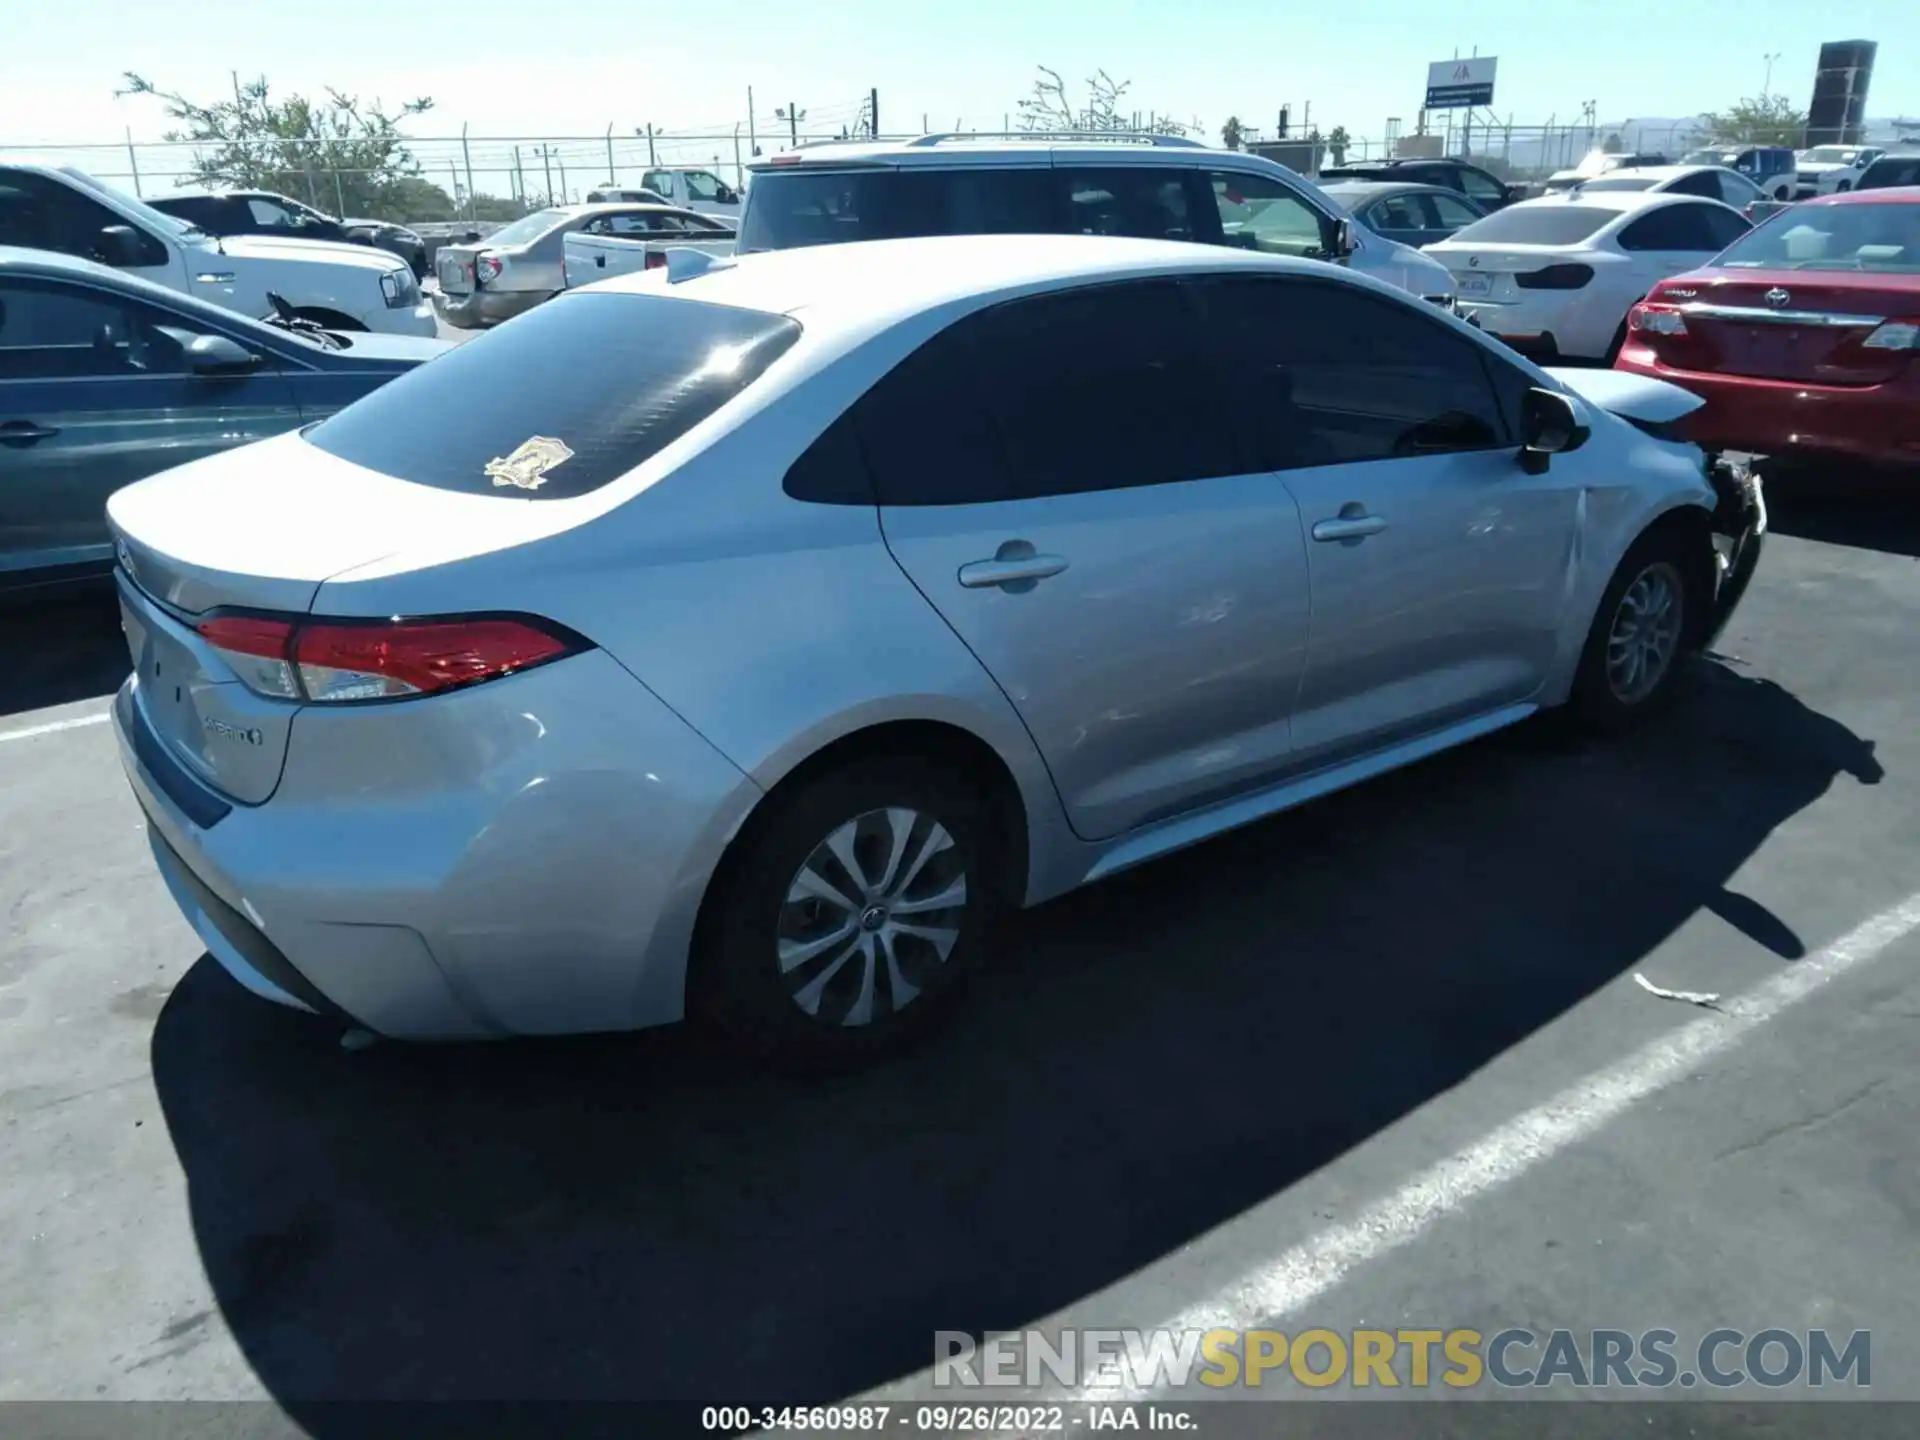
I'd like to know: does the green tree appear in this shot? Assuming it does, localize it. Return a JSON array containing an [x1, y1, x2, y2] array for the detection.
[[1697, 93, 1808, 148], [117, 72, 436, 222], [1221, 116, 1244, 151], [1326, 125, 1351, 165]]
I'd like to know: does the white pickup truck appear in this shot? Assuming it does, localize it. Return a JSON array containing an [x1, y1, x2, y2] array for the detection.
[[0, 160, 437, 336], [560, 211, 737, 289]]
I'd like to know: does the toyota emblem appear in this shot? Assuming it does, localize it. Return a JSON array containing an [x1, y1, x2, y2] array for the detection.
[[1764, 287, 1791, 309]]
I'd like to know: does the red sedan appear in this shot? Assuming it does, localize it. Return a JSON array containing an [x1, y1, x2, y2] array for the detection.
[[1615, 188, 1920, 465]]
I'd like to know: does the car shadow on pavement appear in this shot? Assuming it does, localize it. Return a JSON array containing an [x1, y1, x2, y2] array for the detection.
[[0, 581, 126, 719], [1763, 468, 1920, 561], [147, 661, 1880, 1418]]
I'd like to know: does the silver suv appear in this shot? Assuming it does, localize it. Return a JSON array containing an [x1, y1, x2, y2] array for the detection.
[[738, 133, 1459, 305]]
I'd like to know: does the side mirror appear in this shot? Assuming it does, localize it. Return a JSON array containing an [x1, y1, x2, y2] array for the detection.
[[1519, 387, 1588, 473], [1329, 217, 1358, 257], [94, 225, 149, 268], [186, 333, 262, 375]]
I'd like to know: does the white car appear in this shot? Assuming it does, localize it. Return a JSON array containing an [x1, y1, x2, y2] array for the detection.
[[1793, 145, 1885, 197], [0, 160, 437, 337], [639, 167, 745, 220], [1560, 165, 1768, 213], [1422, 191, 1752, 363]]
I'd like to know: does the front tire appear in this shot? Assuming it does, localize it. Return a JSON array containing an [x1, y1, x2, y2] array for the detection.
[[695, 756, 998, 1072], [1568, 527, 1701, 732]]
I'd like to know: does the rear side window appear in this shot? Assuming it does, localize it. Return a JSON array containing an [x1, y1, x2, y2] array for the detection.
[[1618, 203, 1730, 252], [1449, 205, 1616, 245], [737, 168, 1055, 251], [305, 293, 802, 499]]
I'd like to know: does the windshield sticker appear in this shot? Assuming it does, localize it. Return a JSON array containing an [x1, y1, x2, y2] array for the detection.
[[485, 436, 575, 490]]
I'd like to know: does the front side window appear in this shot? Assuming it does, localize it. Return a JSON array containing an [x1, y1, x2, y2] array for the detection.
[[246, 196, 301, 228], [0, 174, 167, 266], [0, 278, 189, 381], [1193, 276, 1510, 471], [1426, 192, 1485, 229], [685, 172, 724, 202], [1205, 171, 1328, 257], [304, 293, 802, 498], [1457, 168, 1507, 206], [1061, 168, 1195, 242], [1370, 193, 1428, 232]]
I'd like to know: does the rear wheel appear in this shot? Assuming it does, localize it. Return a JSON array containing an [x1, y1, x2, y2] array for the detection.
[[695, 756, 998, 1072], [1568, 527, 1702, 732]]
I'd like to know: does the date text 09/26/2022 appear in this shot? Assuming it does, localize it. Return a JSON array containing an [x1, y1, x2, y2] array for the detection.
[[701, 1406, 1192, 1432]]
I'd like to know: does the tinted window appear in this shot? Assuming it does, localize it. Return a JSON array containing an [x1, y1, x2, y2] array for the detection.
[[1061, 168, 1195, 242], [783, 412, 876, 505], [151, 196, 221, 227], [851, 320, 1010, 506], [1450, 205, 1616, 245], [1718, 202, 1920, 273], [1194, 276, 1509, 470], [1577, 177, 1658, 193], [737, 168, 1056, 251], [484, 208, 568, 247], [306, 293, 801, 498], [1369, 192, 1427, 232], [0, 173, 168, 266], [1457, 168, 1508, 205], [1426, 192, 1484, 229], [1618, 203, 1726, 251], [1204, 171, 1328, 256], [1860, 157, 1920, 191], [1664, 172, 1719, 197], [246, 196, 299, 227], [1712, 171, 1761, 206], [0, 278, 190, 380], [1698, 206, 1753, 251]]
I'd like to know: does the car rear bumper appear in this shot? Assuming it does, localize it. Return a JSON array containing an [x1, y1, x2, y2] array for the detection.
[[113, 645, 763, 1041], [1615, 349, 1920, 465], [430, 287, 546, 328]]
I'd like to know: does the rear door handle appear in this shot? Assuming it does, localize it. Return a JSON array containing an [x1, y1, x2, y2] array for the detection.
[[0, 421, 59, 446], [957, 546, 1070, 591], [1312, 514, 1388, 542]]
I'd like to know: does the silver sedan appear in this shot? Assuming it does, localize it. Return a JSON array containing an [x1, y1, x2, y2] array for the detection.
[[107, 235, 1763, 1070], [431, 202, 735, 328]]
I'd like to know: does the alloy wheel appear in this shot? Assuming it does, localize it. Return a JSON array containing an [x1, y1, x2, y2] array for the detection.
[[1605, 561, 1685, 704]]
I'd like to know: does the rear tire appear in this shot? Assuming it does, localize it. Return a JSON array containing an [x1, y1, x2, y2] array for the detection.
[[694, 755, 1000, 1073], [1567, 525, 1703, 733]]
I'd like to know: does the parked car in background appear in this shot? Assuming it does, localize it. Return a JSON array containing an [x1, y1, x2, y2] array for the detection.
[[1794, 145, 1885, 197], [638, 168, 744, 221], [560, 208, 736, 287], [1544, 151, 1671, 193], [1424, 191, 1752, 362], [1315, 157, 1520, 211], [0, 161, 437, 336], [739, 134, 1459, 305], [585, 186, 669, 206], [1858, 153, 1920, 191], [149, 190, 429, 278], [1678, 147, 1797, 201], [1563, 165, 1769, 215], [432, 201, 722, 328], [1616, 187, 1920, 467], [0, 246, 444, 589], [103, 233, 1762, 1065], [1319, 181, 1487, 248]]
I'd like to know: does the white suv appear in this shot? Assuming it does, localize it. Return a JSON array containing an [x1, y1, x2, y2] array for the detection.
[[737, 133, 1458, 306]]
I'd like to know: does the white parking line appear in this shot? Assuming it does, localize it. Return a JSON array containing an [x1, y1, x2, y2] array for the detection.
[[0, 711, 111, 744], [1070, 887, 1920, 1401]]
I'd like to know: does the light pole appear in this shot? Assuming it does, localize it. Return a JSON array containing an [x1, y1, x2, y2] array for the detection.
[[776, 104, 807, 148], [1762, 52, 1782, 99]]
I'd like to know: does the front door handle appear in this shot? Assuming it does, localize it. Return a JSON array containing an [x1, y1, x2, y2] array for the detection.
[[0, 420, 59, 446], [957, 541, 1069, 592], [1312, 513, 1388, 542]]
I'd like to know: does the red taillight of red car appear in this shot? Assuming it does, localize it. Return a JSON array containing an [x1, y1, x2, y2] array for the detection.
[[197, 614, 586, 705], [1628, 302, 1690, 338]]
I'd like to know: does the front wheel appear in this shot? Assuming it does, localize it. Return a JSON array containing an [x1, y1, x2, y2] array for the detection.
[[1568, 529, 1702, 732], [694, 756, 999, 1072]]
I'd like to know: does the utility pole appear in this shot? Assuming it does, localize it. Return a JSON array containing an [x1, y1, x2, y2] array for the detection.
[[1762, 52, 1782, 99], [647, 123, 657, 167], [461, 123, 475, 220], [748, 86, 759, 157], [539, 144, 554, 206], [558, 156, 569, 205], [513, 145, 525, 209], [869, 86, 880, 138], [605, 123, 615, 183], [777, 103, 806, 148]]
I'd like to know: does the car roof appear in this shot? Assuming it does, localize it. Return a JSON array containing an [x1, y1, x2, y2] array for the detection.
[[1580, 164, 1728, 182], [589, 233, 1375, 335], [1508, 189, 1722, 215], [747, 134, 1236, 172]]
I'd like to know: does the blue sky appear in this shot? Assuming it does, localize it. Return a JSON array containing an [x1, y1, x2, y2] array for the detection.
[[4, 0, 1913, 165]]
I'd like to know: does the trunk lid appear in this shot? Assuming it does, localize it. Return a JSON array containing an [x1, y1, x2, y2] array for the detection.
[[1426, 244, 1596, 303], [1646, 269, 1918, 384], [436, 244, 481, 295], [106, 430, 574, 805]]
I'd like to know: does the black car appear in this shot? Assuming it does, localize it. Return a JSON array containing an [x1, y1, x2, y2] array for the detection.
[[0, 245, 446, 589], [147, 191, 430, 278], [1316, 157, 1519, 211], [1858, 153, 1920, 191]]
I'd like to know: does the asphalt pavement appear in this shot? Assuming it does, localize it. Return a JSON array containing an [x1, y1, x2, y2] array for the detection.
[[2, 477, 1918, 1434]]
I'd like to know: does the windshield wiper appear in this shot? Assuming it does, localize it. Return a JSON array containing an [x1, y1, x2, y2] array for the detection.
[[261, 291, 346, 348]]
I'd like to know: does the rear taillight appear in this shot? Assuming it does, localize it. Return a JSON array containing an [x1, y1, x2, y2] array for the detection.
[[644, 251, 668, 270], [1862, 320, 1920, 351], [196, 613, 586, 704], [475, 254, 504, 284], [1515, 263, 1594, 290], [1628, 302, 1689, 337]]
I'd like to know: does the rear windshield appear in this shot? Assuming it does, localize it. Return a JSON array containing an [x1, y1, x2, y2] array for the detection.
[[483, 208, 568, 247], [738, 167, 1056, 251], [305, 293, 802, 498], [1448, 205, 1617, 245], [1861, 158, 1920, 190], [1575, 177, 1657, 192], [1719, 203, 1920, 272]]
